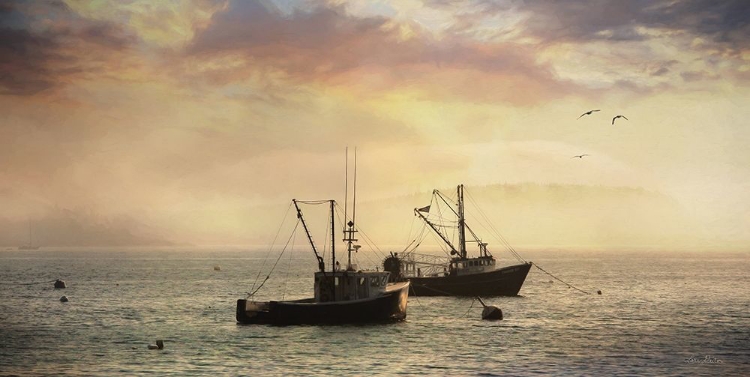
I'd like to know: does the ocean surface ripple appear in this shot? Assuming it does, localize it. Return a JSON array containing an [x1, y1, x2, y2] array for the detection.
[[0, 249, 748, 376]]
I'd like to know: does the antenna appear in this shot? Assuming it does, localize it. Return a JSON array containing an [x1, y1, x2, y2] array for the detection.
[[352, 147, 357, 227], [344, 148, 359, 269], [344, 146, 348, 229]]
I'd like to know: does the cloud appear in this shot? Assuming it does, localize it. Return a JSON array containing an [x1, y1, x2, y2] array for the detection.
[[680, 70, 720, 82], [0, 28, 66, 95], [500, 0, 750, 50], [420, 0, 749, 91], [645, 0, 750, 50], [183, 0, 574, 105], [0, 0, 140, 96]]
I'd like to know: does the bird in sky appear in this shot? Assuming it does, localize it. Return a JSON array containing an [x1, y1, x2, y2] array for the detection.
[[572, 154, 589, 159], [577, 109, 600, 119], [612, 115, 629, 125]]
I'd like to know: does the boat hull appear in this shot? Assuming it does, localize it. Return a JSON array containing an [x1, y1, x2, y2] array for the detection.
[[409, 262, 531, 296], [237, 281, 410, 325]]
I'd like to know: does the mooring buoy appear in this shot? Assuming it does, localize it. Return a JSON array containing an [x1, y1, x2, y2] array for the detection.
[[477, 297, 503, 320], [60, 296, 68, 302], [54, 279, 66, 289], [148, 340, 164, 350]]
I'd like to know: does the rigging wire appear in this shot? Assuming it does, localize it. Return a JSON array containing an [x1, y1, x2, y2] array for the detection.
[[402, 222, 429, 255], [403, 214, 417, 251], [293, 200, 331, 205], [282, 228, 297, 301], [464, 190, 526, 263], [251, 201, 294, 292], [247, 219, 301, 298], [333, 203, 386, 267]]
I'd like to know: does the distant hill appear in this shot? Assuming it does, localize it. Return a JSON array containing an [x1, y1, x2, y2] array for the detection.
[[348, 183, 704, 250], [0, 183, 706, 249], [0, 208, 174, 247]]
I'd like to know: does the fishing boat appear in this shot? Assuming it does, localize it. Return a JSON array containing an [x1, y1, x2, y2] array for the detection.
[[18, 220, 40, 250], [383, 184, 531, 296], [237, 153, 410, 325]]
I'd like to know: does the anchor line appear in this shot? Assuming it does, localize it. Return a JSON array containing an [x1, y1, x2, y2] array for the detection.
[[462, 297, 476, 318], [0, 279, 58, 286], [408, 284, 421, 307], [532, 262, 590, 295]]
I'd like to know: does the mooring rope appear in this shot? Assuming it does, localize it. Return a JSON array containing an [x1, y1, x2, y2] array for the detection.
[[462, 297, 476, 318], [407, 283, 423, 308], [0, 279, 58, 286], [532, 262, 590, 295]]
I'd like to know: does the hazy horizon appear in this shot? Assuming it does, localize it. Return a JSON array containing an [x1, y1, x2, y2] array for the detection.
[[2, 1, 748, 251]]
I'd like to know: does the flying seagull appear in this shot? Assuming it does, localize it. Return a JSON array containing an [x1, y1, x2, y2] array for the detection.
[[577, 109, 600, 119], [572, 154, 589, 159], [612, 115, 629, 125]]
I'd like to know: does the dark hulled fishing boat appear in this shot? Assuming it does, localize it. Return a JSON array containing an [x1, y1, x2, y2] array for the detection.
[[383, 184, 531, 296], [237, 200, 409, 325], [237, 153, 409, 325]]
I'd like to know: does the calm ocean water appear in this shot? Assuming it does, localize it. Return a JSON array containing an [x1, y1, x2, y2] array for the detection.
[[0, 248, 748, 376]]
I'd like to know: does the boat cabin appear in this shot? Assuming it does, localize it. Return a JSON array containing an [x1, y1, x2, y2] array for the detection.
[[314, 270, 390, 302], [451, 256, 496, 276]]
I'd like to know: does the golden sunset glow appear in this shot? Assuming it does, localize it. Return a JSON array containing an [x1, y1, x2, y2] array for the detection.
[[1, 0, 748, 249]]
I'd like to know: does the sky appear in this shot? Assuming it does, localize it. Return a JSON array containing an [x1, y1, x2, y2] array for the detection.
[[1, 0, 749, 249]]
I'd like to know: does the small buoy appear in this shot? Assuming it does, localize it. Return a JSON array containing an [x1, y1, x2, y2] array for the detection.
[[213, 265, 221, 271], [476, 297, 503, 320], [482, 306, 503, 320], [597, 290, 602, 295], [148, 340, 164, 350], [54, 279, 66, 289], [60, 296, 68, 302]]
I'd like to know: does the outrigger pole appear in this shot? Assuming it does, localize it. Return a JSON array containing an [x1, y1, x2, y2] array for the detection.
[[414, 206, 460, 256], [293, 199, 325, 272]]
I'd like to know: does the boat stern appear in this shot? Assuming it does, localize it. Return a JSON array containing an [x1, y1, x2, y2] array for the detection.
[[236, 299, 271, 324]]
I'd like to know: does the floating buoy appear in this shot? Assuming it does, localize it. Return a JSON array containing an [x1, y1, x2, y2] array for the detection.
[[477, 297, 503, 320], [148, 340, 164, 350], [54, 279, 66, 289], [597, 290, 602, 295], [60, 296, 68, 302], [213, 265, 221, 271]]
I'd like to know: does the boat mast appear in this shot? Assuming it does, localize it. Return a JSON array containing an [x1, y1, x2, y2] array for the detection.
[[293, 199, 325, 272], [457, 184, 467, 259], [330, 199, 336, 272]]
